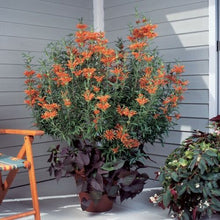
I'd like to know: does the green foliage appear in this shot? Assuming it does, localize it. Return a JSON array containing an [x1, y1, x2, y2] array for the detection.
[[23, 17, 187, 165], [151, 118, 220, 219], [23, 14, 187, 210]]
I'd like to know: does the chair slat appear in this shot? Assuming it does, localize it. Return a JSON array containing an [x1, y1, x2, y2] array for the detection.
[[0, 153, 29, 171]]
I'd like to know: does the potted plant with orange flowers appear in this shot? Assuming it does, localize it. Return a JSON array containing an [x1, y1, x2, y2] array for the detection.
[[23, 15, 188, 212]]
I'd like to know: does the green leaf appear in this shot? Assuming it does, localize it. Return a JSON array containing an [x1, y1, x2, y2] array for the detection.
[[182, 211, 190, 220], [205, 150, 217, 157], [159, 171, 165, 183], [202, 154, 214, 166], [177, 184, 187, 196], [188, 180, 201, 193], [198, 158, 207, 174], [203, 187, 208, 198], [102, 159, 125, 171], [210, 204, 220, 212], [211, 189, 220, 196], [163, 189, 171, 207], [171, 172, 179, 182], [179, 158, 188, 167], [189, 157, 197, 171], [207, 208, 213, 218], [211, 197, 220, 208]]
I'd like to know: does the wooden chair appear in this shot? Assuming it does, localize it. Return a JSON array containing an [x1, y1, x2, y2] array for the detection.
[[0, 129, 44, 220]]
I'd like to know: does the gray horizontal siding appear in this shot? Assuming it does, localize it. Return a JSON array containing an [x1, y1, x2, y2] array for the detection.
[[0, 0, 93, 193], [104, 0, 207, 17], [104, 0, 209, 180], [0, 0, 92, 20], [0, 0, 210, 192]]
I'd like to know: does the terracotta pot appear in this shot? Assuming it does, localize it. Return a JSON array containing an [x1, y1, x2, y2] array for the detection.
[[79, 192, 113, 212]]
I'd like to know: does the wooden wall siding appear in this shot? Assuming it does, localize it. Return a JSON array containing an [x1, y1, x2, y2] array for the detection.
[[0, 0, 92, 190], [104, 0, 209, 180]]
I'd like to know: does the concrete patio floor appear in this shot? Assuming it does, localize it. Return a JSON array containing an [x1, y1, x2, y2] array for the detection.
[[1, 179, 220, 220]]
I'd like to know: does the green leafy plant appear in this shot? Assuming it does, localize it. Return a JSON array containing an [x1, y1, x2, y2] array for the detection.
[[150, 116, 220, 219], [23, 15, 187, 211]]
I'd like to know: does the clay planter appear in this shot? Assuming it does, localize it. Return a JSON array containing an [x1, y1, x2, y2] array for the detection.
[[79, 192, 113, 212]]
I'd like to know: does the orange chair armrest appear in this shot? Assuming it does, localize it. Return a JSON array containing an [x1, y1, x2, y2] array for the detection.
[[0, 129, 44, 136]]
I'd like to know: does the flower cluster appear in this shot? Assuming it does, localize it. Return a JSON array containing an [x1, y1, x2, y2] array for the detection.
[[24, 17, 187, 167]]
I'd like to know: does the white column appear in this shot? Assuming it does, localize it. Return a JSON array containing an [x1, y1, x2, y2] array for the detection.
[[209, 0, 218, 117], [93, 0, 104, 32]]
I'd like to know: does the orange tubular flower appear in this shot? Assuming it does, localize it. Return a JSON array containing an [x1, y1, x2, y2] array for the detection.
[[93, 116, 100, 127], [36, 73, 42, 79], [123, 108, 136, 118], [111, 67, 123, 76], [116, 105, 123, 116], [146, 86, 158, 94], [117, 105, 136, 118], [118, 73, 128, 81], [171, 65, 185, 74], [166, 115, 172, 122], [104, 129, 115, 141], [37, 96, 45, 103], [24, 70, 35, 77], [129, 42, 147, 51], [115, 124, 123, 139], [120, 133, 140, 148], [41, 110, 58, 120], [112, 146, 119, 154], [93, 109, 100, 115], [81, 51, 93, 60], [24, 99, 36, 107], [96, 95, 110, 103], [101, 56, 116, 66], [96, 102, 111, 111], [67, 60, 74, 69], [175, 113, 181, 119], [53, 64, 64, 73], [94, 75, 105, 83], [128, 23, 158, 41], [83, 90, 95, 102], [132, 52, 142, 61], [42, 103, 60, 111], [139, 77, 148, 89], [136, 94, 149, 106], [93, 86, 100, 93], [153, 114, 160, 119], [143, 55, 154, 62], [76, 23, 88, 30], [73, 70, 82, 77], [64, 99, 71, 107], [24, 79, 35, 85], [127, 110, 137, 118], [163, 97, 171, 105], [67, 58, 84, 70], [83, 68, 96, 79], [24, 89, 39, 96], [145, 67, 153, 76], [173, 85, 185, 93]]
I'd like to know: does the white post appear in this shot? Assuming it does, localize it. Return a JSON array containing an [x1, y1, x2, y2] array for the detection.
[[93, 0, 104, 32], [209, 0, 218, 118]]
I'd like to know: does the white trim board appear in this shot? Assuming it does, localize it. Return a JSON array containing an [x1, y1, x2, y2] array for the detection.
[[209, 0, 219, 117], [93, 0, 104, 31]]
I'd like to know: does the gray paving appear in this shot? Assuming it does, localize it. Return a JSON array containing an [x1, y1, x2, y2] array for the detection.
[[0, 180, 220, 220]]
